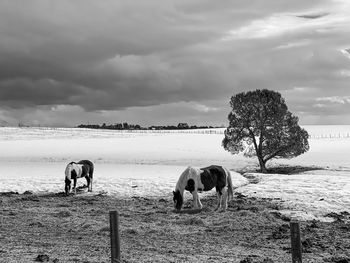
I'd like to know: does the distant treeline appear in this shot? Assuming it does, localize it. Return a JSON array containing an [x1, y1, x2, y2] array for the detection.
[[77, 122, 218, 130]]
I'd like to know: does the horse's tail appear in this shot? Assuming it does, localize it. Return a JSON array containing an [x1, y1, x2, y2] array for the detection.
[[225, 168, 234, 200], [89, 162, 94, 179]]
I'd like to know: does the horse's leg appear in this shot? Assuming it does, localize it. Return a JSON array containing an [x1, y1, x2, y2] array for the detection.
[[197, 194, 203, 210], [73, 178, 77, 195], [86, 175, 91, 192], [89, 164, 94, 192], [215, 191, 222, 211], [192, 191, 199, 209], [221, 187, 229, 211]]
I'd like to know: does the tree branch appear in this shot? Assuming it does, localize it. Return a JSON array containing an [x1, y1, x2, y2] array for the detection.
[[263, 142, 296, 162], [247, 127, 259, 155]]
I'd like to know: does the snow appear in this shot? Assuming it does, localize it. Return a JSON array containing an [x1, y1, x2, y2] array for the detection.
[[0, 126, 349, 221], [242, 171, 350, 221]]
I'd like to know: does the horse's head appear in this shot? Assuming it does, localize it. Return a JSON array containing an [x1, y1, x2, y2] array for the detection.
[[173, 190, 183, 211]]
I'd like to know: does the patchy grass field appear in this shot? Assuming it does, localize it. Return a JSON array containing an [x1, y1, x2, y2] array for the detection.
[[0, 191, 349, 263]]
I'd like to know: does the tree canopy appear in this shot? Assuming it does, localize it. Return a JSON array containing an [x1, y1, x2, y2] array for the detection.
[[222, 89, 309, 172]]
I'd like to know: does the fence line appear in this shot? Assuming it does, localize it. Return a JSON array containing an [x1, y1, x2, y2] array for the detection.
[[4, 126, 350, 139], [98, 129, 350, 139], [107, 210, 304, 263]]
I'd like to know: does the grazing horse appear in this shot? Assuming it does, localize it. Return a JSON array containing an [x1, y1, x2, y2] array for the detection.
[[65, 160, 94, 195], [173, 165, 234, 211]]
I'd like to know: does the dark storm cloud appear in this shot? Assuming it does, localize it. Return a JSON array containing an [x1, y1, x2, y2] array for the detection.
[[0, 0, 231, 112], [0, 0, 350, 126], [0, 78, 83, 107], [297, 12, 330, 19]]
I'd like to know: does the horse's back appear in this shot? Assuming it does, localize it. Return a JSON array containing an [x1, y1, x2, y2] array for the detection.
[[201, 165, 225, 174], [200, 165, 227, 191], [77, 160, 94, 177], [77, 160, 93, 167]]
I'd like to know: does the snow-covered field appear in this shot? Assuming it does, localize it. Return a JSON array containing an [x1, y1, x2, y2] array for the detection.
[[0, 126, 349, 221]]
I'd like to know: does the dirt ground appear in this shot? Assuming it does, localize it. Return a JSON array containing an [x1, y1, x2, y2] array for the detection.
[[0, 190, 349, 263]]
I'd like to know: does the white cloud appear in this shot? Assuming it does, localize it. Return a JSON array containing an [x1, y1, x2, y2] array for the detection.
[[275, 40, 311, 50], [339, 70, 350, 77], [223, 2, 350, 41], [191, 103, 219, 113], [313, 103, 327, 108], [223, 14, 302, 40], [316, 96, 350, 104], [340, 49, 350, 60]]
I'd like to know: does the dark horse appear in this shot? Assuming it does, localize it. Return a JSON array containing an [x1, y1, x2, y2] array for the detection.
[[173, 165, 234, 211], [65, 160, 94, 195]]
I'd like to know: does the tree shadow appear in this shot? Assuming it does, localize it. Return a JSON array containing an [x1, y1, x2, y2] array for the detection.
[[265, 165, 324, 175], [238, 164, 324, 175]]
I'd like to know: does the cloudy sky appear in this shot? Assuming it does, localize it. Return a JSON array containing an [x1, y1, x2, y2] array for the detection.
[[1, 0, 350, 127]]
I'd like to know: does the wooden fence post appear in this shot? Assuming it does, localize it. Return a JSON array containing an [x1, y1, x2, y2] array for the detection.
[[290, 220, 302, 263], [110, 211, 121, 263]]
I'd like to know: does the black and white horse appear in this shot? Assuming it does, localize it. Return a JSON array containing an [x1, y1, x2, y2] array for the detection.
[[173, 165, 234, 211], [64, 160, 94, 195]]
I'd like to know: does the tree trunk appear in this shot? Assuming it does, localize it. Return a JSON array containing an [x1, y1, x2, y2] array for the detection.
[[258, 156, 267, 173]]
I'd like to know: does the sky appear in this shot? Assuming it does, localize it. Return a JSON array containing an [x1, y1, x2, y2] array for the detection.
[[0, 0, 350, 127]]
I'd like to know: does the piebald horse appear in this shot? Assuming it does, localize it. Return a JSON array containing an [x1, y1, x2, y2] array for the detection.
[[65, 160, 94, 195], [173, 165, 234, 211]]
